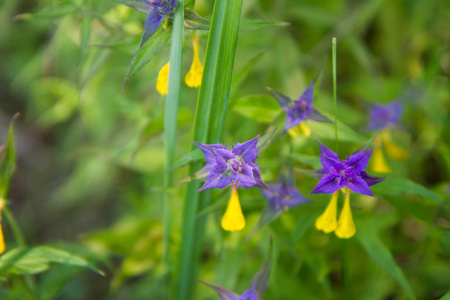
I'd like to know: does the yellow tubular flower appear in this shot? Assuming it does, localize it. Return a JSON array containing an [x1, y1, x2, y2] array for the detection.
[[315, 191, 339, 233], [382, 132, 409, 161], [0, 198, 5, 254], [335, 188, 356, 239], [371, 146, 392, 173], [156, 62, 170, 95], [185, 35, 203, 88], [221, 186, 245, 232], [298, 123, 311, 137]]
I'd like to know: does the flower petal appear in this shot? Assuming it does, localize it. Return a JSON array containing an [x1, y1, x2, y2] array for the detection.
[[221, 188, 245, 232], [335, 188, 356, 238], [232, 135, 260, 162], [141, 9, 163, 47], [283, 187, 311, 207], [310, 174, 340, 194], [347, 175, 374, 196], [317, 140, 339, 161], [185, 35, 203, 88], [360, 171, 385, 186], [307, 109, 333, 123], [297, 79, 315, 106], [239, 286, 258, 300], [113, 0, 152, 14], [235, 165, 258, 188], [199, 172, 232, 191], [267, 87, 292, 111], [191, 141, 230, 165], [198, 280, 241, 300], [315, 191, 339, 233], [347, 150, 373, 173]]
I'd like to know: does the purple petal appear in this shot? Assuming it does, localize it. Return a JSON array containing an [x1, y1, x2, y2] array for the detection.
[[318, 140, 339, 160], [285, 107, 307, 130], [198, 280, 241, 300], [113, 0, 153, 13], [252, 167, 268, 189], [140, 9, 163, 47], [306, 109, 333, 123], [310, 174, 340, 194], [192, 141, 229, 165], [320, 154, 343, 174], [261, 184, 282, 206], [297, 79, 315, 107], [282, 187, 311, 207], [347, 176, 374, 196], [240, 286, 259, 300], [267, 87, 292, 111], [235, 165, 258, 188], [199, 172, 232, 191], [232, 135, 260, 163], [368, 101, 403, 130], [346, 150, 373, 173], [360, 171, 385, 186]]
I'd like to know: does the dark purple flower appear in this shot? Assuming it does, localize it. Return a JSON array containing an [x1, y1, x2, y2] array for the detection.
[[310, 141, 384, 196], [192, 135, 267, 191], [114, 0, 177, 46], [268, 77, 331, 132], [368, 101, 403, 131]]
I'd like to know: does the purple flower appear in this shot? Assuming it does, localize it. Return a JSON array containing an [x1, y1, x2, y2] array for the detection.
[[310, 141, 384, 196], [192, 135, 267, 191], [368, 101, 403, 131], [268, 77, 331, 132], [114, 0, 177, 46], [262, 177, 310, 211]]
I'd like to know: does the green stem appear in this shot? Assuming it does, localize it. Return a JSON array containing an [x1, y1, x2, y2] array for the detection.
[[163, 0, 184, 274], [341, 239, 351, 300], [332, 37, 339, 152], [3, 206, 25, 247]]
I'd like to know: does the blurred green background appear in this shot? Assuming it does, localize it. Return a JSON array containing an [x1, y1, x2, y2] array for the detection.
[[1, 0, 449, 299]]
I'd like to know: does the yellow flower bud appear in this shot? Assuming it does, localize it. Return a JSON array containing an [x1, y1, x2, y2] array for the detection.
[[382, 132, 409, 161], [221, 187, 245, 232], [185, 35, 203, 88], [335, 188, 356, 239], [315, 191, 339, 233], [156, 62, 170, 95], [371, 146, 392, 173]]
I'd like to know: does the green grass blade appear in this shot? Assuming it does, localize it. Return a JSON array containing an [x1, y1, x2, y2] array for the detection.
[[163, 0, 184, 277], [357, 219, 416, 300], [176, 0, 243, 299]]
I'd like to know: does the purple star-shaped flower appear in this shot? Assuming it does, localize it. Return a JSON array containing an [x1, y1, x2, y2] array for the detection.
[[114, 0, 177, 46], [192, 135, 267, 191], [368, 101, 403, 131], [268, 77, 331, 132], [262, 177, 310, 211], [310, 141, 384, 196]]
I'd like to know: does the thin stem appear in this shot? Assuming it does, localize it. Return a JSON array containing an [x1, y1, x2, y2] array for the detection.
[[163, 0, 184, 274], [341, 239, 351, 300], [3, 206, 25, 247], [332, 37, 339, 152]]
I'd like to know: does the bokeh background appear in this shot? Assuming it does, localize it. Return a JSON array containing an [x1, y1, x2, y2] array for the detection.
[[1, 0, 449, 299]]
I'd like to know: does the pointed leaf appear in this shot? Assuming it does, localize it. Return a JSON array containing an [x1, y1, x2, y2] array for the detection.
[[357, 219, 415, 300], [184, 8, 210, 30], [0, 246, 104, 276], [122, 27, 171, 90], [0, 113, 19, 198]]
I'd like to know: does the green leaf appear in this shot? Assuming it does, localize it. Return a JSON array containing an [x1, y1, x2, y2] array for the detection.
[[307, 116, 366, 143], [177, 0, 243, 299], [167, 149, 203, 173], [78, 14, 91, 64], [184, 8, 210, 30], [371, 178, 442, 204], [0, 246, 104, 276], [240, 19, 290, 31], [285, 153, 322, 169], [357, 219, 415, 300], [0, 113, 19, 198], [291, 209, 317, 243], [231, 95, 281, 123], [121, 27, 171, 90]]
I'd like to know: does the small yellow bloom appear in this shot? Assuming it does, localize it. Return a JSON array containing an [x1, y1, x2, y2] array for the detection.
[[156, 62, 170, 95], [287, 123, 311, 138], [371, 146, 392, 173], [335, 188, 356, 239], [382, 132, 408, 160], [315, 191, 339, 233], [185, 35, 203, 88], [0, 198, 5, 254], [221, 187, 245, 232]]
